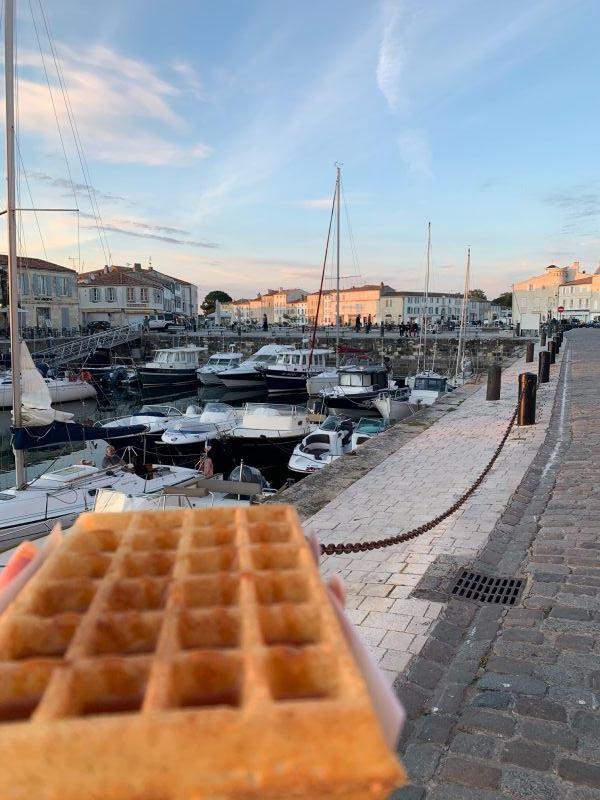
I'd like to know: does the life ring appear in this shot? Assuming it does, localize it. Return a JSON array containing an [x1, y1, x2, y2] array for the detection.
[[80, 370, 93, 383]]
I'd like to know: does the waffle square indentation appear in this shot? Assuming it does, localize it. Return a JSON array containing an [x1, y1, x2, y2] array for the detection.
[[266, 646, 336, 701], [189, 524, 235, 548], [46, 553, 112, 580], [177, 575, 239, 608], [186, 547, 238, 574], [89, 612, 163, 656], [173, 652, 242, 708], [254, 572, 309, 604], [259, 604, 321, 646], [71, 658, 150, 717], [248, 521, 290, 544], [178, 608, 240, 650], [0, 614, 80, 660], [121, 552, 175, 578], [0, 661, 58, 722], [250, 544, 299, 571], [105, 578, 169, 611], [130, 528, 180, 551], [26, 580, 97, 617]]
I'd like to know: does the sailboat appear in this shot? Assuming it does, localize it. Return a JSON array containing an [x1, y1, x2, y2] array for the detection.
[[450, 248, 474, 387], [0, 0, 199, 547], [408, 223, 453, 406]]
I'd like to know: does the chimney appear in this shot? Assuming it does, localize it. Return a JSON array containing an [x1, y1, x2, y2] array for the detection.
[[134, 262, 142, 272], [573, 260, 580, 272], [103, 264, 109, 274]]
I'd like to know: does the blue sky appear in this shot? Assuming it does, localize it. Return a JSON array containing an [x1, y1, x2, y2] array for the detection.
[[5, 0, 600, 300]]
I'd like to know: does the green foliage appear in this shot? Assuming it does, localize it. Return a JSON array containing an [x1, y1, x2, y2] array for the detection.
[[201, 290, 232, 315], [491, 291, 512, 308], [468, 288, 487, 300]]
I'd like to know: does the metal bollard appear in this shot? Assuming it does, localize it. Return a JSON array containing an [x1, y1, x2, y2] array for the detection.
[[538, 350, 550, 383], [557, 331, 563, 347], [540, 331, 547, 347], [517, 372, 537, 426], [548, 339, 556, 364], [486, 363, 502, 401], [554, 336, 560, 355], [525, 341, 534, 362]]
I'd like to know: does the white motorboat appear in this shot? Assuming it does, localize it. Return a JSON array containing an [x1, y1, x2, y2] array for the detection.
[[218, 344, 296, 389], [197, 351, 243, 386], [138, 345, 207, 389], [0, 372, 96, 408], [373, 388, 413, 421], [288, 415, 391, 475], [92, 466, 274, 512], [408, 372, 453, 406], [288, 415, 354, 474], [306, 368, 339, 396], [0, 462, 200, 551], [160, 403, 240, 449], [263, 349, 333, 394], [222, 402, 315, 466], [321, 365, 392, 418]]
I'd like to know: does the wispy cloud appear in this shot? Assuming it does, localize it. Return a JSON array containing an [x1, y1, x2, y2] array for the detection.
[[84, 222, 219, 249], [545, 184, 600, 235], [171, 62, 205, 100], [397, 129, 432, 180], [30, 171, 130, 204], [376, 0, 406, 112], [17, 44, 213, 166]]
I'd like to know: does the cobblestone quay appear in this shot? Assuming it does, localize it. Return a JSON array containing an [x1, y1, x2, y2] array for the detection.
[[391, 329, 600, 799]]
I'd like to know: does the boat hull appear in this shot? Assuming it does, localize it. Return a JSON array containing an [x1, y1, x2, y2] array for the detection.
[[0, 380, 96, 408], [219, 370, 265, 389], [138, 367, 200, 388], [264, 370, 309, 394], [323, 390, 383, 418], [223, 432, 307, 468], [197, 372, 225, 386]]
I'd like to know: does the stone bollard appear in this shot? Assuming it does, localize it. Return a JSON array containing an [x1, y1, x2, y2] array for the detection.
[[540, 331, 547, 347], [525, 341, 534, 362], [517, 372, 537, 426], [538, 350, 550, 383], [548, 339, 556, 364], [486, 364, 502, 401]]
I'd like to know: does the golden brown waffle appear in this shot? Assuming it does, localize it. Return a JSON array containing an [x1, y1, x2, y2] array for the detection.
[[0, 505, 406, 799]]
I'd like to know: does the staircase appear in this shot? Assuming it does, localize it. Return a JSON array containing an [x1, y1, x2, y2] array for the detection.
[[32, 324, 142, 366]]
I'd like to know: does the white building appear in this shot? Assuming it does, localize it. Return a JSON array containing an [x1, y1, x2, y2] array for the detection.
[[0, 255, 79, 331], [78, 263, 198, 326], [557, 271, 600, 321], [512, 262, 584, 325], [379, 291, 498, 325]]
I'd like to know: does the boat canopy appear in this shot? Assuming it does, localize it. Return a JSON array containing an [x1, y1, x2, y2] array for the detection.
[[11, 420, 148, 451], [413, 376, 448, 391]]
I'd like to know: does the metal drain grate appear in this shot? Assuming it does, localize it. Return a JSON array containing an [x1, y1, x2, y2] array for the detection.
[[452, 571, 523, 605]]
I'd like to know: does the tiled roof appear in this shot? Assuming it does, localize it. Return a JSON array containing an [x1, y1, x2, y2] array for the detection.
[[562, 277, 593, 285], [0, 254, 75, 274], [78, 266, 164, 288]]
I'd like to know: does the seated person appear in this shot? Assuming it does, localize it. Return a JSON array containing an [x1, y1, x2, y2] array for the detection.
[[102, 445, 124, 469]]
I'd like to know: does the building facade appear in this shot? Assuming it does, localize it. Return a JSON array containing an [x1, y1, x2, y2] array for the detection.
[[557, 272, 600, 321], [512, 262, 584, 325], [307, 284, 393, 326], [0, 255, 79, 331], [78, 263, 198, 326]]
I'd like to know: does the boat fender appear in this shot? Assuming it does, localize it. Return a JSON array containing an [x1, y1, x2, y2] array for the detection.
[[80, 370, 93, 383]]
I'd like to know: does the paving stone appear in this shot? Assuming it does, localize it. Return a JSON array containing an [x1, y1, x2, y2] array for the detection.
[[450, 732, 498, 760], [572, 712, 600, 737], [520, 719, 578, 750], [438, 757, 501, 790], [486, 656, 534, 676], [558, 759, 600, 789], [556, 633, 594, 652], [471, 691, 511, 709], [501, 627, 544, 644], [389, 786, 426, 800], [407, 658, 445, 692], [414, 714, 456, 745], [513, 696, 568, 722], [458, 708, 516, 736], [477, 672, 547, 696], [549, 606, 592, 622], [501, 740, 555, 771], [427, 787, 507, 800], [500, 767, 563, 800], [402, 743, 443, 782]]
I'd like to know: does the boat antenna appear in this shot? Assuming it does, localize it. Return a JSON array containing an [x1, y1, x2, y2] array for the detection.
[[307, 169, 337, 372], [5, 0, 26, 489]]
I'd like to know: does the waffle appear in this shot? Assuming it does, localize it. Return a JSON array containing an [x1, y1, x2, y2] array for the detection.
[[0, 505, 406, 799]]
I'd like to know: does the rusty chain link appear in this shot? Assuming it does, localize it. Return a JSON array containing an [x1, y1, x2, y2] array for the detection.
[[320, 398, 521, 557]]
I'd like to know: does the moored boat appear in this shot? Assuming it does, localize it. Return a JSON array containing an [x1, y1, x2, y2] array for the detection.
[[138, 345, 207, 388]]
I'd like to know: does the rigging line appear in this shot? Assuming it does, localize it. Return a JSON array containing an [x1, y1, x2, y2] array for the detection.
[[340, 182, 361, 282], [36, 0, 112, 266], [308, 180, 337, 371], [16, 144, 48, 260], [27, 0, 80, 222]]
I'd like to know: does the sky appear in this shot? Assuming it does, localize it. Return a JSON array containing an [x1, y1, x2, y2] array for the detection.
[[3, 0, 600, 301]]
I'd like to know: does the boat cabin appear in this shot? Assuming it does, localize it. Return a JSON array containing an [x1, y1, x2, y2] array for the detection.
[[338, 366, 388, 389], [204, 353, 242, 369], [272, 349, 331, 371], [148, 347, 206, 368], [413, 375, 448, 393], [240, 403, 309, 431]]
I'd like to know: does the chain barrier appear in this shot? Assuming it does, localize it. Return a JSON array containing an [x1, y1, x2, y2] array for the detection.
[[320, 396, 521, 556]]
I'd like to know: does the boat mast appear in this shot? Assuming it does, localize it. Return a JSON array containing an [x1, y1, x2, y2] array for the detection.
[[335, 163, 341, 369], [5, 0, 25, 489], [454, 247, 470, 381], [418, 222, 431, 373]]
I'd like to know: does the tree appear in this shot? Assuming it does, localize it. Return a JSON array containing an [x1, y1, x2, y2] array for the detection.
[[468, 288, 487, 300], [491, 292, 512, 308], [201, 290, 232, 315]]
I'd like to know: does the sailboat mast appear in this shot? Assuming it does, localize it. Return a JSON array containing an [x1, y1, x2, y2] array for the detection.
[[4, 0, 25, 489], [420, 222, 431, 372], [455, 247, 470, 380], [335, 163, 341, 369]]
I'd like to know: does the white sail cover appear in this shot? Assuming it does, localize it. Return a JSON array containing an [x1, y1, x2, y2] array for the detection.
[[19, 342, 73, 425]]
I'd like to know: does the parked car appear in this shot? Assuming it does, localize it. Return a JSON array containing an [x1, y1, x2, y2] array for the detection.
[[146, 313, 182, 331], [85, 320, 111, 334]]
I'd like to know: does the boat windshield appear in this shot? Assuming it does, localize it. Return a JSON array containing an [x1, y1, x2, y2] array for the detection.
[[244, 403, 302, 416], [355, 418, 387, 435], [320, 415, 346, 431], [414, 377, 447, 391], [139, 405, 182, 417]]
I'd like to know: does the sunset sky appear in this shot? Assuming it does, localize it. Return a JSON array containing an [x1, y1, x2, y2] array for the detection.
[[5, 0, 599, 301]]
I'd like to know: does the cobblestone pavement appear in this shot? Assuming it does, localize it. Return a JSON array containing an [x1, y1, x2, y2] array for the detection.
[[392, 329, 600, 799], [307, 343, 562, 683]]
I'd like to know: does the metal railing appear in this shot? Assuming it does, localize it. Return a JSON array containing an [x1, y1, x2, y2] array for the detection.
[[32, 323, 143, 366]]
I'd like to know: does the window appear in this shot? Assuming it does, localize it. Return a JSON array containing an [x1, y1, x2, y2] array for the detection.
[[89, 287, 100, 303], [105, 287, 116, 302], [140, 288, 149, 303], [18, 273, 29, 294], [153, 289, 161, 303], [127, 287, 136, 302]]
